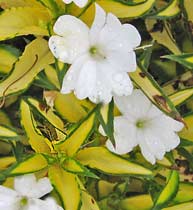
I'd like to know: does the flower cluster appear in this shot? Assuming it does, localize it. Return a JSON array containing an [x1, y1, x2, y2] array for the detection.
[[49, 2, 183, 164]]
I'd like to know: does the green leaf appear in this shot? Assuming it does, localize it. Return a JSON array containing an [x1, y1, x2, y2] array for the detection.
[[49, 164, 81, 210], [152, 170, 179, 210], [97, 100, 115, 146], [0, 7, 51, 40], [0, 38, 54, 99], [76, 147, 152, 177], [163, 53, 193, 69]]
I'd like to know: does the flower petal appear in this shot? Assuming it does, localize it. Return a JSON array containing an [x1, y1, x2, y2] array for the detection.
[[49, 15, 89, 63], [111, 72, 133, 96], [122, 24, 141, 48], [27, 198, 63, 210], [106, 116, 137, 154], [107, 50, 137, 73], [14, 174, 53, 198], [61, 54, 89, 94], [0, 186, 19, 209], [75, 59, 96, 100], [114, 89, 151, 119], [74, 0, 88, 8], [90, 3, 106, 44]]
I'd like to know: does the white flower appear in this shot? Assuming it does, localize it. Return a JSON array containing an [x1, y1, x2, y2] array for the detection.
[[49, 4, 141, 104], [0, 174, 63, 210], [62, 0, 88, 8], [100, 89, 184, 164]]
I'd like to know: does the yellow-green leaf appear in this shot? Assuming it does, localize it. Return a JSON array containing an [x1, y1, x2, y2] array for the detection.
[[55, 108, 96, 156], [54, 92, 94, 123], [76, 147, 152, 176], [0, 125, 18, 140], [130, 64, 180, 119], [26, 97, 65, 140], [10, 154, 48, 175], [0, 156, 16, 170], [163, 53, 193, 69], [153, 170, 179, 210], [179, 113, 193, 142], [169, 88, 193, 106], [0, 0, 44, 9], [154, 0, 180, 18], [173, 183, 193, 204], [68, 0, 155, 25], [120, 194, 153, 210], [20, 99, 50, 153], [183, 0, 193, 22], [0, 38, 54, 98], [49, 164, 81, 210], [163, 201, 193, 210], [145, 19, 181, 54], [0, 44, 20, 74], [0, 7, 51, 40], [78, 179, 100, 210]]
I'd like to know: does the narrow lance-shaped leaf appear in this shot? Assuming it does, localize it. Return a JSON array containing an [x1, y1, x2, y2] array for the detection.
[[163, 53, 193, 69], [54, 92, 94, 123], [152, 170, 179, 210], [97, 100, 115, 146], [0, 44, 20, 74], [0, 0, 44, 9], [76, 147, 152, 177], [130, 62, 182, 121], [49, 164, 81, 210], [0, 7, 51, 40], [169, 87, 193, 106], [0, 125, 18, 141], [26, 97, 65, 140], [9, 154, 48, 176], [152, 0, 180, 19], [162, 201, 193, 210], [145, 19, 181, 54], [120, 194, 153, 210], [68, 0, 156, 25], [55, 106, 97, 156], [179, 113, 193, 142], [0, 38, 54, 99], [20, 99, 50, 153]]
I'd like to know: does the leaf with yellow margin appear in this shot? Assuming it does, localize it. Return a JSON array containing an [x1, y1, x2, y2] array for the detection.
[[20, 99, 50, 153], [0, 38, 54, 99], [49, 164, 81, 210], [10, 154, 48, 175], [76, 147, 152, 177]]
